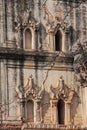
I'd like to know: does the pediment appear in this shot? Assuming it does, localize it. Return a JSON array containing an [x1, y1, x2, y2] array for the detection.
[[14, 9, 39, 31], [50, 76, 75, 103], [43, 0, 63, 22], [16, 75, 45, 101]]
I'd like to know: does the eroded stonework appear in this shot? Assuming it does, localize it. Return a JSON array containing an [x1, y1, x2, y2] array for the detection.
[[0, 0, 87, 130]]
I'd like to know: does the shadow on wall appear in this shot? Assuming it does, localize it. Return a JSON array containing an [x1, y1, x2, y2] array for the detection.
[[39, 23, 46, 50], [42, 90, 50, 123], [68, 26, 81, 50], [70, 93, 81, 124]]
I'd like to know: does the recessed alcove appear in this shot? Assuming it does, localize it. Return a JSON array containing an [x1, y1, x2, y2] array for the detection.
[[25, 28, 32, 49], [55, 30, 62, 51], [27, 100, 34, 122], [57, 99, 65, 124]]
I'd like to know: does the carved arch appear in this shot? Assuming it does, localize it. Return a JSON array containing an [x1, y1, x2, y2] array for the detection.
[[23, 27, 35, 50], [54, 27, 65, 52]]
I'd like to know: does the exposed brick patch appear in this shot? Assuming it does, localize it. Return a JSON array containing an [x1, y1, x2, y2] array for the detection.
[[0, 124, 22, 130]]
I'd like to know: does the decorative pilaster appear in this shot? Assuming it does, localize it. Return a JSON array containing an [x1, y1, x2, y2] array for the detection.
[[0, 0, 4, 45], [48, 31, 54, 51], [6, 0, 15, 47], [34, 101, 37, 123], [65, 29, 70, 51], [65, 103, 71, 125], [34, 100, 42, 123], [50, 99, 58, 124], [32, 30, 36, 50], [36, 100, 42, 123], [0, 0, 8, 47], [20, 97, 25, 121]]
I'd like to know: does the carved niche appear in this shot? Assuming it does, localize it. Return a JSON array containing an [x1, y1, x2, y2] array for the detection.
[[50, 76, 75, 103], [14, 9, 39, 48], [16, 75, 44, 122]]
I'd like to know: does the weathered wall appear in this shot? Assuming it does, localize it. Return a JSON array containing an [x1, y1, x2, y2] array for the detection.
[[0, 0, 87, 128], [0, 0, 87, 49]]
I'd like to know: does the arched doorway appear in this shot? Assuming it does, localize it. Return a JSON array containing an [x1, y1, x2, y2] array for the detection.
[[25, 28, 32, 49], [55, 30, 62, 51], [27, 100, 34, 122], [57, 99, 65, 124]]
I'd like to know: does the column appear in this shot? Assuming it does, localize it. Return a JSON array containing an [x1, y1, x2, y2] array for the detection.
[[83, 87, 87, 125], [20, 97, 25, 121], [0, 0, 8, 47], [34, 100, 42, 123], [65, 29, 69, 51], [65, 103, 71, 125], [0, 0, 4, 45], [32, 30, 35, 50], [50, 100, 58, 124], [34, 101, 37, 123], [6, 0, 15, 47], [34, 27, 39, 50], [62, 32, 66, 52], [49, 31, 54, 51]]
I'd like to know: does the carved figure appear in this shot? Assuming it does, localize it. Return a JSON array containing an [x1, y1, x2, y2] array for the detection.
[[24, 75, 45, 100], [57, 76, 64, 92], [15, 85, 24, 99], [22, 9, 29, 26], [25, 75, 33, 92], [50, 76, 65, 99]]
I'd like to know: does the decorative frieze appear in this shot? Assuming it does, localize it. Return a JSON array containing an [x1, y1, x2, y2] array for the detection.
[[22, 123, 84, 129]]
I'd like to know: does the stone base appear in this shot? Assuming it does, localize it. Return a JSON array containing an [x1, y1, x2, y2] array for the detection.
[[22, 124, 84, 130], [24, 128, 84, 130]]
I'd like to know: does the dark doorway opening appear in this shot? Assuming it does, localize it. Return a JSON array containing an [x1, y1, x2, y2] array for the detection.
[[27, 100, 34, 122], [57, 99, 65, 124], [55, 30, 62, 51]]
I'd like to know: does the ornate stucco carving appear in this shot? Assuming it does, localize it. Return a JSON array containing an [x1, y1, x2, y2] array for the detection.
[[24, 75, 44, 100], [15, 85, 24, 99], [43, 0, 69, 33], [16, 75, 44, 101], [43, 0, 63, 23], [14, 9, 39, 48], [50, 76, 75, 103], [15, 9, 39, 30]]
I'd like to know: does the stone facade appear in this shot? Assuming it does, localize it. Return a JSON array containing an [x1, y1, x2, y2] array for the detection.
[[0, 0, 87, 130]]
